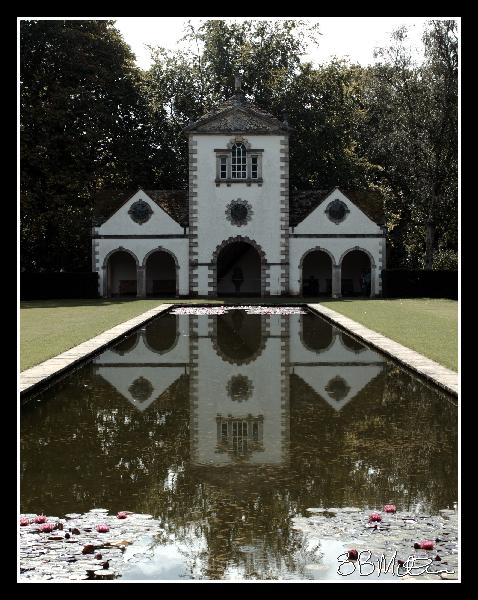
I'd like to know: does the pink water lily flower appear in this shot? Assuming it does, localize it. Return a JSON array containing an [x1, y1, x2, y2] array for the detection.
[[419, 540, 434, 550], [20, 517, 30, 526], [368, 513, 382, 522], [117, 511, 128, 519], [383, 504, 396, 513], [33, 515, 47, 524], [40, 523, 55, 533], [96, 524, 110, 533]]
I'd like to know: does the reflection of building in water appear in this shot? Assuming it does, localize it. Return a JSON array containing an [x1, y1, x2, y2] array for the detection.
[[189, 313, 289, 466], [289, 313, 386, 411], [92, 314, 189, 412], [92, 310, 385, 463]]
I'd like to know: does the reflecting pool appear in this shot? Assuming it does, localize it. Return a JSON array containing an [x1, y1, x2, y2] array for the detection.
[[21, 308, 458, 580]]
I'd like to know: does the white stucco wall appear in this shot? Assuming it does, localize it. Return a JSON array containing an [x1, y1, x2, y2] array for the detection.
[[192, 134, 286, 295], [98, 190, 185, 236], [289, 189, 384, 296], [93, 190, 189, 296], [289, 238, 383, 295], [288, 314, 383, 365], [289, 313, 386, 411], [96, 238, 189, 296], [193, 334, 286, 466], [94, 315, 190, 365], [92, 314, 190, 412], [92, 153, 386, 297]]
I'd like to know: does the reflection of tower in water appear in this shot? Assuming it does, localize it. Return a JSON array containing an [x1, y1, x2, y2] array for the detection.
[[189, 312, 290, 467]]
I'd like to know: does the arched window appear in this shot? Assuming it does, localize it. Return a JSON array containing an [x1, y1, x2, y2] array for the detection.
[[231, 143, 247, 179], [214, 139, 263, 185]]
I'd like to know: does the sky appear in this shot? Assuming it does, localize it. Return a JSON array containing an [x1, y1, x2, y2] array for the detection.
[[113, 17, 457, 70]]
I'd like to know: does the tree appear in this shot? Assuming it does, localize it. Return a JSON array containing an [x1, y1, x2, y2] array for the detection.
[[360, 20, 458, 269], [20, 20, 153, 271], [144, 20, 380, 192]]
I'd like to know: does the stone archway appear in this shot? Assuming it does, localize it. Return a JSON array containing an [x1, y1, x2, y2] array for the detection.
[[211, 236, 267, 297], [300, 248, 335, 297], [339, 248, 375, 297], [143, 248, 178, 297], [103, 249, 139, 297]]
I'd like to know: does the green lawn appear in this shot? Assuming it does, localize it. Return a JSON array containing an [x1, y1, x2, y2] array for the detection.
[[20, 298, 189, 372], [321, 298, 458, 371], [20, 297, 458, 372]]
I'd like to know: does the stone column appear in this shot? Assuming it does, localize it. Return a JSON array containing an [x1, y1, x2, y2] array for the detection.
[[102, 266, 108, 298], [370, 266, 376, 298], [332, 265, 342, 298], [137, 266, 146, 298]]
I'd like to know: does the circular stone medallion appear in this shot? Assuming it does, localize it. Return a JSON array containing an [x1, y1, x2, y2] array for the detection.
[[226, 199, 253, 227], [325, 199, 349, 224], [128, 199, 153, 225]]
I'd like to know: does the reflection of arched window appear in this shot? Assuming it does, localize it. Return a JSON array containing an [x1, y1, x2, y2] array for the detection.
[[111, 332, 139, 356], [231, 143, 247, 179], [300, 313, 334, 352], [341, 332, 366, 353], [144, 314, 178, 354], [216, 415, 264, 460], [215, 312, 263, 364]]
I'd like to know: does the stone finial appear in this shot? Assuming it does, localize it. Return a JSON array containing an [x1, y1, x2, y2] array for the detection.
[[282, 110, 289, 125]]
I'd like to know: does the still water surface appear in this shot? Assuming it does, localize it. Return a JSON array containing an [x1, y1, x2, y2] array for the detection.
[[21, 309, 457, 580]]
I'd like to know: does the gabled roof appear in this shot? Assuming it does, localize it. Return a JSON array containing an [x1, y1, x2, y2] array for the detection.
[[93, 189, 189, 228], [290, 188, 386, 227], [93, 187, 384, 230], [183, 92, 293, 135]]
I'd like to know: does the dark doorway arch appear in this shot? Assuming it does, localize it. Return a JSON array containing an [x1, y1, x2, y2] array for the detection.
[[341, 250, 372, 297], [216, 241, 261, 297], [144, 250, 177, 297], [301, 249, 333, 297], [106, 250, 137, 297]]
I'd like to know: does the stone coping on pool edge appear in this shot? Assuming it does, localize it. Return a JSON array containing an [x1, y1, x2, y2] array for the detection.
[[20, 301, 458, 399], [19, 304, 173, 396], [307, 303, 458, 397]]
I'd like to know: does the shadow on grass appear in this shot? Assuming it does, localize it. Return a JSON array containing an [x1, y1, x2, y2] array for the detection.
[[20, 298, 175, 309], [20, 296, 378, 309]]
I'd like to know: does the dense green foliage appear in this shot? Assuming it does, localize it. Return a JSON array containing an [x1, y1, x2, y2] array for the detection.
[[20, 19, 458, 272], [20, 20, 152, 271]]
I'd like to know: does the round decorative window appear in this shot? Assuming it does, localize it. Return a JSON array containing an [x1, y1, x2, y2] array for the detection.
[[226, 375, 254, 402], [225, 199, 253, 227], [325, 199, 349, 224], [128, 199, 153, 225]]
